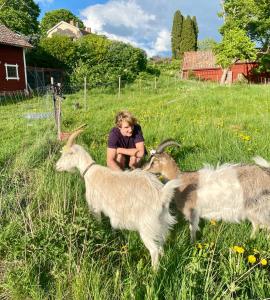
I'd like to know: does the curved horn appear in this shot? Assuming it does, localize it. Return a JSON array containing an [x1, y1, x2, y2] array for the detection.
[[66, 129, 84, 147], [155, 139, 181, 154]]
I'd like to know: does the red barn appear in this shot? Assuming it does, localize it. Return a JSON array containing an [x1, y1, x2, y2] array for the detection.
[[0, 24, 33, 94], [182, 50, 270, 84]]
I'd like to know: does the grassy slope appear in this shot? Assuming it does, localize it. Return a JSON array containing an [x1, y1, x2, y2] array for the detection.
[[1, 77, 270, 299]]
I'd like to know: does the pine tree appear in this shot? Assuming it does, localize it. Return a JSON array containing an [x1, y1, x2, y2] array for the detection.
[[192, 16, 199, 50], [171, 10, 183, 59], [180, 16, 196, 56]]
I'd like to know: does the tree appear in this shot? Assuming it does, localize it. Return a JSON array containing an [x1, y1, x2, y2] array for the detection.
[[198, 38, 217, 51], [220, 0, 270, 51], [171, 10, 183, 59], [180, 16, 196, 56], [214, 28, 256, 84], [192, 16, 199, 50], [40, 9, 84, 36], [216, 0, 269, 84], [0, 0, 40, 35]]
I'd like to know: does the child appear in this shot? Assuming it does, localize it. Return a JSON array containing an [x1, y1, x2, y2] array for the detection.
[[107, 111, 146, 171]]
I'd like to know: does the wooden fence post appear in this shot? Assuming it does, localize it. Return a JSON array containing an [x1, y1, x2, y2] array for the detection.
[[84, 77, 87, 110]]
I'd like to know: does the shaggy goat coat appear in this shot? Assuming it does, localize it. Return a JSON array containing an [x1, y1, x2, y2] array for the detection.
[[56, 144, 179, 268], [144, 153, 270, 240]]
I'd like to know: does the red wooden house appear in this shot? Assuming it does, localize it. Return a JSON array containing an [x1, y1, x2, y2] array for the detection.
[[182, 51, 270, 83], [0, 24, 33, 94]]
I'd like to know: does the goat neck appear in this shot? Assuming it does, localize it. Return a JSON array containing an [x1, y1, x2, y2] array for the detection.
[[161, 158, 181, 180], [74, 144, 96, 177]]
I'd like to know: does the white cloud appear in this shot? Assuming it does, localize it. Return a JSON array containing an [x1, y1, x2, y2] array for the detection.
[[154, 29, 171, 52], [80, 0, 222, 57]]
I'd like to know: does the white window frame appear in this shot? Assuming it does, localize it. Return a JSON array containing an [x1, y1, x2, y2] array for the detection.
[[5, 63, 19, 80]]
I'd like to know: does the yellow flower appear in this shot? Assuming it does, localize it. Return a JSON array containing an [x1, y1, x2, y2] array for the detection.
[[232, 245, 245, 254], [210, 219, 217, 226], [248, 255, 256, 264], [253, 248, 260, 254], [260, 258, 267, 266], [197, 243, 203, 249]]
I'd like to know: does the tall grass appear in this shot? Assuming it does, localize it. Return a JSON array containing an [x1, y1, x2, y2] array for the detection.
[[1, 77, 270, 299]]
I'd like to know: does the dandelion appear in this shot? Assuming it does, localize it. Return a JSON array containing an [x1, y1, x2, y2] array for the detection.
[[248, 255, 256, 264], [260, 258, 267, 266], [232, 245, 245, 254], [197, 243, 203, 249], [210, 219, 217, 226]]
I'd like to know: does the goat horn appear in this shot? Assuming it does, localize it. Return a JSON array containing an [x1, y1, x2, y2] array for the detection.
[[155, 139, 181, 154], [66, 129, 84, 147], [73, 123, 87, 131]]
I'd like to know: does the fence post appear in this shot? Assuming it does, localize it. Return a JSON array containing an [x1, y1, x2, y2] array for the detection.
[[118, 76, 121, 98], [84, 77, 87, 110]]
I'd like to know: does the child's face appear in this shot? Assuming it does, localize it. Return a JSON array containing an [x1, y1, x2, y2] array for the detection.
[[119, 121, 133, 137]]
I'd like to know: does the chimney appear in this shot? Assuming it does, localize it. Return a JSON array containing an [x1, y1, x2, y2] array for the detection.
[[70, 20, 74, 26]]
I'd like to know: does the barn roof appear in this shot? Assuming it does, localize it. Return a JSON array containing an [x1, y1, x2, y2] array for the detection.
[[182, 51, 219, 70], [0, 25, 33, 48]]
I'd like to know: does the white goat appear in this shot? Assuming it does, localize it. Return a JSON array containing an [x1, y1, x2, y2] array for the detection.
[[56, 131, 179, 268], [143, 140, 270, 241]]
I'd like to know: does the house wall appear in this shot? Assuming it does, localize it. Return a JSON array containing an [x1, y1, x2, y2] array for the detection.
[[47, 23, 81, 39], [183, 62, 270, 83], [0, 44, 26, 92], [183, 68, 222, 82]]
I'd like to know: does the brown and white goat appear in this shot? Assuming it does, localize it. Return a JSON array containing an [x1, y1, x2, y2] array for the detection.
[[143, 140, 270, 241], [56, 132, 180, 268]]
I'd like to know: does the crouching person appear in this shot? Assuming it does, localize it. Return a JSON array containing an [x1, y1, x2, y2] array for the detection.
[[107, 111, 147, 171]]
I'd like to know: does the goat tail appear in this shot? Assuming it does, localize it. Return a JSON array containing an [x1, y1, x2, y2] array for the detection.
[[253, 156, 270, 168], [161, 179, 180, 206]]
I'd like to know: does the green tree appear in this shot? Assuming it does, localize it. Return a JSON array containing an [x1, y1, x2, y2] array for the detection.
[[192, 16, 199, 50], [0, 0, 40, 35], [180, 16, 196, 55], [171, 10, 183, 59], [198, 38, 217, 51], [214, 27, 256, 84], [40, 9, 84, 36], [27, 35, 77, 69], [220, 0, 270, 51]]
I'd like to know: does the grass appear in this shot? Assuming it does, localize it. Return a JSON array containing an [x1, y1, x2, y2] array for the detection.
[[1, 76, 270, 299]]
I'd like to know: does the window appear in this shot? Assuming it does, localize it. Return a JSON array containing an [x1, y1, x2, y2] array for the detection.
[[5, 63, 19, 80]]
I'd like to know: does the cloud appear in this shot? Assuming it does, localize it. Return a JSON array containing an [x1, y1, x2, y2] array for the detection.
[[80, 0, 222, 57]]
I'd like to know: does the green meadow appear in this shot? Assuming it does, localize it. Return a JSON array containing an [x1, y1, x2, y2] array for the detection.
[[1, 77, 270, 299]]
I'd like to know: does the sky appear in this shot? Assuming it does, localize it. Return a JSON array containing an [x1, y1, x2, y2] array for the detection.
[[35, 0, 223, 57]]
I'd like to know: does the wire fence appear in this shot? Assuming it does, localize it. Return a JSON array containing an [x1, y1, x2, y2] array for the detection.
[[0, 75, 189, 141]]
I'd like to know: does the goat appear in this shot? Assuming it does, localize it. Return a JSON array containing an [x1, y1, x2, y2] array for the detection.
[[56, 131, 180, 268], [143, 139, 270, 241]]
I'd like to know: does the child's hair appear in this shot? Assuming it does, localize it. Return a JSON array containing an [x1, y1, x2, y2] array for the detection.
[[115, 111, 137, 127]]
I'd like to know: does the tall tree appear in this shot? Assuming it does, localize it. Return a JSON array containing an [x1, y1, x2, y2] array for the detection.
[[171, 10, 183, 59], [192, 16, 199, 50], [220, 0, 270, 51], [214, 28, 256, 84], [40, 9, 84, 36], [216, 0, 268, 83], [0, 0, 40, 35], [180, 16, 196, 56]]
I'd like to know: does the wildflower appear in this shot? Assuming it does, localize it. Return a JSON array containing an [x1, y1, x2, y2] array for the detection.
[[197, 243, 203, 249], [248, 255, 256, 264], [260, 258, 267, 266], [253, 248, 260, 254], [120, 244, 128, 254], [210, 219, 217, 226], [232, 245, 245, 254]]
